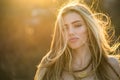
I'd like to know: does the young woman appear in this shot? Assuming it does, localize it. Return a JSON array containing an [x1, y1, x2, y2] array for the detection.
[[34, 2, 120, 80]]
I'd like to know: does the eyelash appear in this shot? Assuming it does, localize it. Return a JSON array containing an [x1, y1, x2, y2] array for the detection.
[[74, 24, 82, 28], [63, 24, 82, 31]]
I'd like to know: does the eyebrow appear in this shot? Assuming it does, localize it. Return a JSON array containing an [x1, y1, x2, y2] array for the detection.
[[64, 20, 82, 27], [72, 20, 82, 24]]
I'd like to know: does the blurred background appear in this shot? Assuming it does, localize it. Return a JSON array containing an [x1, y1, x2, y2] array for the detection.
[[0, 0, 120, 80]]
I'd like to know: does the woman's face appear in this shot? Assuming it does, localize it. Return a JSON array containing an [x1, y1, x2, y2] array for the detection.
[[63, 12, 88, 50]]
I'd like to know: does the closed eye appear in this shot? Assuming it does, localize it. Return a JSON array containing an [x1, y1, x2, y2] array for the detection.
[[73, 23, 82, 28]]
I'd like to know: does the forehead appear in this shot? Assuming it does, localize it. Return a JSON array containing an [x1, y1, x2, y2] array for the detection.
[[62, 12, 84, 24]]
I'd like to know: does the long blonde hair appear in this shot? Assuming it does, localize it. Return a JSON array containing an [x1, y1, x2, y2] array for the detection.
[[34, 2, 120, 80]]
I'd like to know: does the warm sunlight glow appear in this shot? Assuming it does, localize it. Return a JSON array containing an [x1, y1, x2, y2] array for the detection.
[[11, 0, 56, 8], [1, 0, 120, 80]]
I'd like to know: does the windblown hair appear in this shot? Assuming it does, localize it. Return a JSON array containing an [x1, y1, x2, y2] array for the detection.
[[34, 2, 120, 80]]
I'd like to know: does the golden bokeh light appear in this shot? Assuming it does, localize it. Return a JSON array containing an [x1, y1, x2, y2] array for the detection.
[[10, 0, 56, 8]]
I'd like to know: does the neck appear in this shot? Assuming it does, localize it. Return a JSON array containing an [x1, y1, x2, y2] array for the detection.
[[71, 45, 91, 71]]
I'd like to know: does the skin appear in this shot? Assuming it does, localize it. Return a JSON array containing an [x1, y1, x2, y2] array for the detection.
[[61, 12, 120, 80], [63, 12, 91, 71], [62, 12, 93, 80], [63, 12, 88, 50]]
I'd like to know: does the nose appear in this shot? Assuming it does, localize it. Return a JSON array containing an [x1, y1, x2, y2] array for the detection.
[[68, 26, 74, 35]]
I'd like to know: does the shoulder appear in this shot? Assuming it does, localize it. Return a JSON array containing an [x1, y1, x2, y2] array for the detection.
[[108, 55, 120, 66], [108, 55, 120, 74]]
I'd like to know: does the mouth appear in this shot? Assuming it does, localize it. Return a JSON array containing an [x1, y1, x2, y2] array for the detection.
[[69, 37, 79, 42]]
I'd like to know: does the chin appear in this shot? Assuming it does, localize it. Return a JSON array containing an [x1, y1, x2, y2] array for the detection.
[[71, 47, 80, 50], [68, 43, 85, 49], [69, 45, 80, 49]]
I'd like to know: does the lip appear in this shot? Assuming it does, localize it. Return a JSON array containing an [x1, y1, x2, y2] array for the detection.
[[69, 37, 79, 42]]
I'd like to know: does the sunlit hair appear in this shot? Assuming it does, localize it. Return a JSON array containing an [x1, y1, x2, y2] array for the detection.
[[34, 2, 120, 80]]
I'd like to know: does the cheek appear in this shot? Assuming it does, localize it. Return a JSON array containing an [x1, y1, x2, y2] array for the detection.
[[77, 27, 87, 34], [78, 28, 88, 39], [63, 31, 69, 40], [63, 32, 68, 41]]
